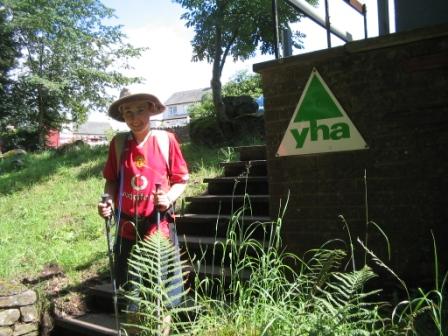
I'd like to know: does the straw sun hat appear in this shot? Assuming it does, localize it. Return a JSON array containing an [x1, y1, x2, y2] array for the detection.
[[108, 88, 166, 122]]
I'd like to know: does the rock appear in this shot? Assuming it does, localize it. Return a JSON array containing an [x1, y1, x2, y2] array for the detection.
[[39, 311, 53, 336], [19, 306, 37, 323], [0, 282, 26, 297], [223, 95, 258, 119], [0, 326, 13, 336], [12, 323, 37, 336], [0, 291, 36, 309], [0, 310, 20, 326]]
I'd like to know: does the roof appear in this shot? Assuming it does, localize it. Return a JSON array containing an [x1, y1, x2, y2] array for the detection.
[[164, 87, 211, 106], [74, 122, 112, 135]]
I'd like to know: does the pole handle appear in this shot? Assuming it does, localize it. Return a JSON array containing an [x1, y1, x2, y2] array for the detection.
[[101, 193, 112, 222], [101, 193, 110, 204]]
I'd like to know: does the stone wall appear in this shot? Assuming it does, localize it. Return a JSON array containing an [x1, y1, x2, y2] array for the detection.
[[0, 282, 38, 336], [253, 24, 448, 288]]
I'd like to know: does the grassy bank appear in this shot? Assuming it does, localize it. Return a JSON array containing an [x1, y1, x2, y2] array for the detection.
[[0, 141, 223, 283]]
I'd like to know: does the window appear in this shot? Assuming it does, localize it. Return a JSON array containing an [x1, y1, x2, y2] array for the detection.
[[168, 106, 177, 116]]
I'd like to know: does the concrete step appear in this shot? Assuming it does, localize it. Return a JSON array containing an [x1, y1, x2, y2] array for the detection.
[[179, 234, 267, 266], [221, 159, 267, 177], [204, 176, 268, 195], [86, 283, 115, 313], [53, 313, 118, 336], [185, 194, 269, 216], [236, 145, 266, 161], [175, 213, 271, 238], [184, 262, 252, 297]]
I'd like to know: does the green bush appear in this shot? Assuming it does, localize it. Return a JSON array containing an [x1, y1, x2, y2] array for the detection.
[[189, 116, 226, 147], [189, 93, 215, 121], [188, 70, 265, 148], [222, 70, 262, 98], [189, 115, 264, 148], [0, 128, 41, 152]]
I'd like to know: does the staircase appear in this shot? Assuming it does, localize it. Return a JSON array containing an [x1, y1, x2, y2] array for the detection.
[[51, 145, 269, 336], [176, 144, 270, 284]]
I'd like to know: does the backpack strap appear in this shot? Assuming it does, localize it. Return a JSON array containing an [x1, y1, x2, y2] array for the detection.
[[113, 132, 130, 178], [113, 130, 170, 178], [150, 129, 170, 169]]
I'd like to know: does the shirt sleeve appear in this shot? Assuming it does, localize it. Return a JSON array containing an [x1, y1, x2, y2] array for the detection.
[[167, 132, 189, 185], [103, 136, 118, 182]]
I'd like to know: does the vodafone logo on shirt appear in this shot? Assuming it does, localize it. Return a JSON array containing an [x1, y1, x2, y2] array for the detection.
[[131, 174, 148, 191]]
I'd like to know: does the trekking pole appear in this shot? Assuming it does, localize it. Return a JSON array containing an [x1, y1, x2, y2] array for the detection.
[[101, 193, 121, 336], [155, 184, 161, 231], [154, 183, 162, 336]]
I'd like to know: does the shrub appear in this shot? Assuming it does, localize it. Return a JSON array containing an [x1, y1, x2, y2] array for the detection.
[[189, 93, 215, 121], [188, 71, 264, 147], [189, 116, 226, 147], [0, 128, 41, 152]]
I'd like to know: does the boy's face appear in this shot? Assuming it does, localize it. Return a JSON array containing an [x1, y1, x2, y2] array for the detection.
[[120, 100, 153, 135]]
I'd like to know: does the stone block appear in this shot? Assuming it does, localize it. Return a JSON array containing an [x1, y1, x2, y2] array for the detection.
[[0, 327, 13, 336], [12, 323, 38, 336], [0, 309, 20, 326], [0, 291, 37, 309], [19, 306, 37, 323], [0, 283, 26, 298]]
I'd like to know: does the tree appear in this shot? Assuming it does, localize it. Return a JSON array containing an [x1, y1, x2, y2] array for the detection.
[[189, 70, 262, 121], [222, 70, 262, 98], [174, 0, 317, 124], [0, 3, 20, 129], [188, 70, 265, 146], [2, 0, 144, 146]]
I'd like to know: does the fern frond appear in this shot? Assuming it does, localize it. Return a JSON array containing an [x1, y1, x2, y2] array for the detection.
[[304, 248, 347, 295], [123, 231, 196, 335]]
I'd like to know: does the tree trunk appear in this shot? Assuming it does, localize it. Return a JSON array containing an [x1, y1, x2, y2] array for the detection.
[[211, 65, 227, 124], [211, 6, 228, 124], [37, 85, 47, 148], [37, 44, 47, 149]]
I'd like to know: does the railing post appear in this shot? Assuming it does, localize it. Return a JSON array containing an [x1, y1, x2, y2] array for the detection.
[[272, 0, 280, 59], [362, 4, 367, 38], [324, 0, 331, 48]]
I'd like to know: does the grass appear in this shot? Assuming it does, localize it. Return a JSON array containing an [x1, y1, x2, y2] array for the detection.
[[0, 146, 106, 282], [125, 200, 447, 335], [0, 140, 224, 283]]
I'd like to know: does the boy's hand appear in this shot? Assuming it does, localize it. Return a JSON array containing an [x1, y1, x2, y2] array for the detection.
[[98, 199, 113, 219], [154, 189, 172, 212]]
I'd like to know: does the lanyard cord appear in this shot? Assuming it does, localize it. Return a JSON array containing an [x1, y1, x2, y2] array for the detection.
[[114, 135, 128, 249]]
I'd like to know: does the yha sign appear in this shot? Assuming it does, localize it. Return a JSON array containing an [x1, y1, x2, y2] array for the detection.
[[277, 69, 368, 156]]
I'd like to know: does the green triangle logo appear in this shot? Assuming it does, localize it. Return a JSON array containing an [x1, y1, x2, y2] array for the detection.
[[277, 69, 368, 157], [294, 74, 343, 122]]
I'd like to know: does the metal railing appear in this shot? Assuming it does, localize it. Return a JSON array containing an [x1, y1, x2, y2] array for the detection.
[[272, 0, 367, 58]]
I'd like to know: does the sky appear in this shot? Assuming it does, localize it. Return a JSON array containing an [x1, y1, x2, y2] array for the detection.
[[90, 0, 394, 127]]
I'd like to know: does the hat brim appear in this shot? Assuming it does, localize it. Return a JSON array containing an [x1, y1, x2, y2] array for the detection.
[[108, 93, 166, 122]]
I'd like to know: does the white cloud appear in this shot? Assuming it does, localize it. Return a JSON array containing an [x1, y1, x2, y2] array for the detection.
[[91, 0, 386, 124], [121, 21, 210, 102], [118, 19, 274, 103]]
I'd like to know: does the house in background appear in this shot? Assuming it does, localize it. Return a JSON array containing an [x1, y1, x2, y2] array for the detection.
[[152, 87, 211, 128], [45, 121, 117, 148], [73, 121, 112, 146]]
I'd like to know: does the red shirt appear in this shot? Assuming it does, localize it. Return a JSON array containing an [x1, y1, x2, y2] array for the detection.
[[103, 131, 189, 240]]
